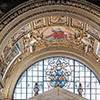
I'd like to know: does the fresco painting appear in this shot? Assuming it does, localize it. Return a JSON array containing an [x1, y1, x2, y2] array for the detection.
[[49, 16, 66, 24], [96, 43, 100, 57], [89, 26, 100, 39], [43, 26, 75, 41], [12, 24, 31, 42], [72, 18, 83, 28], [3, 45, 11, 58], [34, 18, 46, 29]]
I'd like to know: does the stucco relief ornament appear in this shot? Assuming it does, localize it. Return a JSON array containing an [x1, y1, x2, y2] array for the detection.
[[46, 59, 72, 88]]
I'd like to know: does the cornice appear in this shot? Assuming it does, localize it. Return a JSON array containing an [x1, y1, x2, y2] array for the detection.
[[3, 44, 100, 99], [4, 42, 100, 81]]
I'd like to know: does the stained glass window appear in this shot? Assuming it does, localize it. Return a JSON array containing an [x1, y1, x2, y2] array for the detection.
[[13, 57, 100, 100]]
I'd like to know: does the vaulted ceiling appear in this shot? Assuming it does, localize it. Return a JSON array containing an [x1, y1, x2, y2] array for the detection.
[[0, 0, 100, 16]]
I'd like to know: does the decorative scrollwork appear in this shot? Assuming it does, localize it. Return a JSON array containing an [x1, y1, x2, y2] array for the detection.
[[0, 0, 100, 45]]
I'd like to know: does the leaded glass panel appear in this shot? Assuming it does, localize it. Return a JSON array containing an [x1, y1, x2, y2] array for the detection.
[[13, 57, 100, 100]]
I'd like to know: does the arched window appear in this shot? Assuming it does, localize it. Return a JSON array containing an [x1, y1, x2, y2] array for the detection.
[[13, 57, 100, 100]]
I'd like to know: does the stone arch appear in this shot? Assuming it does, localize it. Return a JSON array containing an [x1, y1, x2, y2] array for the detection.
[[0, 0, 99, 99]]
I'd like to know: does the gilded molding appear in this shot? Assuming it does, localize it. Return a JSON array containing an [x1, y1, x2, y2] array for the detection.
[[0, 0, 100, 44], [4, 41, 100, 81]]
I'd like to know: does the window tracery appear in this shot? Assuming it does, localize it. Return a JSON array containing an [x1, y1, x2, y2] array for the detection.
[[13, 57, 100, 100]]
